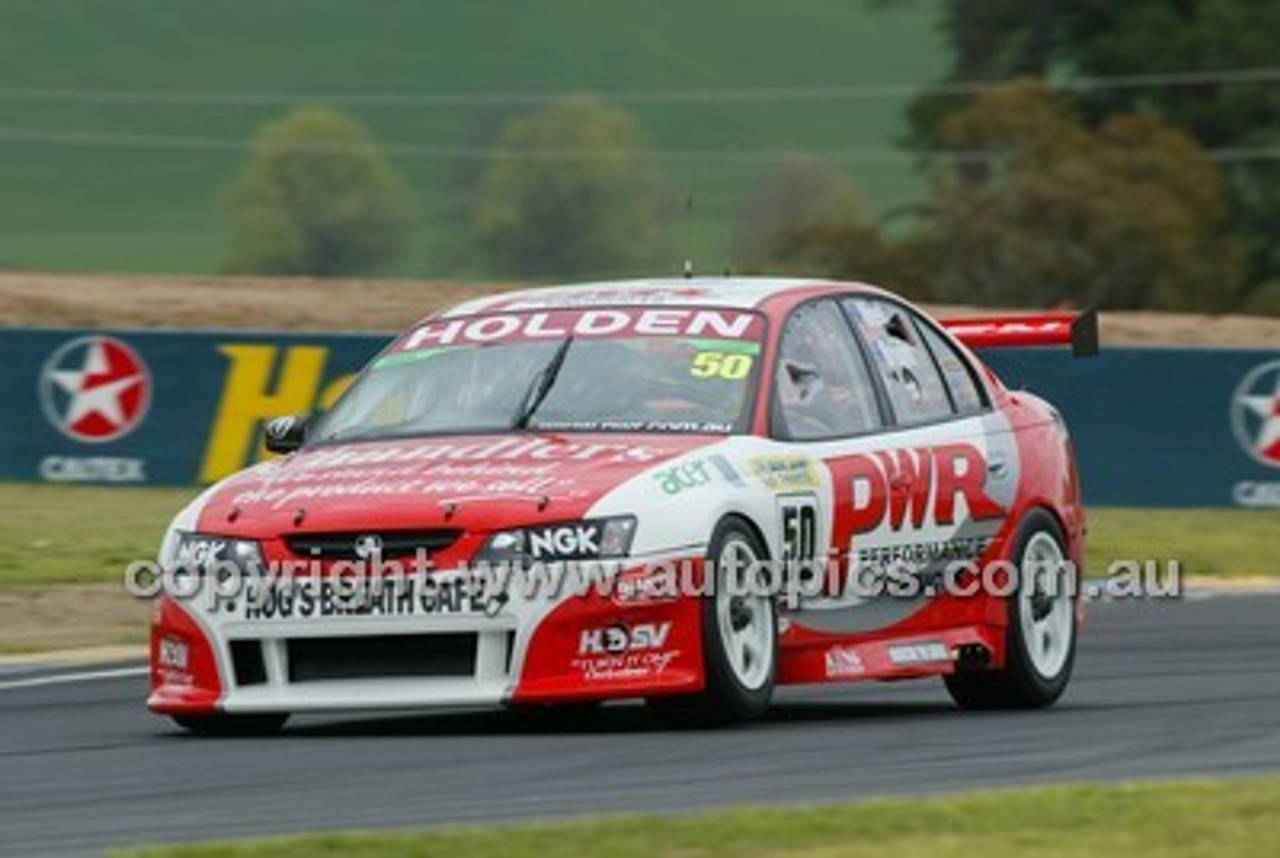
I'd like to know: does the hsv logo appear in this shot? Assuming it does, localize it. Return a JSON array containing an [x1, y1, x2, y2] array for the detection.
[[39, 335, 151, 443], [845, 443, 1005, 533], [579, 622, 672, 656], [1232, 360, 1280, 469]]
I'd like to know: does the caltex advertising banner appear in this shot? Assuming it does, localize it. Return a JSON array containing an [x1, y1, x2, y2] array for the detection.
[[1, 328, 381, 486], [0, 326, 1277, 508]]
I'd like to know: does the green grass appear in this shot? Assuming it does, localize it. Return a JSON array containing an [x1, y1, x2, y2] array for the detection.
[[1086, 507, 1280, 579], [0, 1, 945, 276], [0, 481, 1274, 588], [113, 777, 1280, 857], [0, 483, 191, 587]]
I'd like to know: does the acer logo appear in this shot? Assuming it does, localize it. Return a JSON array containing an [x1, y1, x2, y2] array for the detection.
[[579, 622, 673, 655], [846, 443, 1005, 534]]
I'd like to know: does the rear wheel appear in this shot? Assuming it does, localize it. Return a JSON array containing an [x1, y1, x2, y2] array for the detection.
[[648, 518, 777, 727], [946, 509, 1077, 710], [172, 713, 289, 736]]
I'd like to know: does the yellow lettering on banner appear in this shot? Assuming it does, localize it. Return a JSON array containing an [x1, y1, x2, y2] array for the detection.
[[199, 345, 329, 483]]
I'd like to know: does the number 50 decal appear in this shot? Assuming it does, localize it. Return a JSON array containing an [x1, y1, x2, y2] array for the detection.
[[778, 494, 820, 566], [690, 351, 753, 380]]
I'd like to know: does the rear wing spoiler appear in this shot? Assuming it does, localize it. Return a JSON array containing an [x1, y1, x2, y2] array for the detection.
[[939, 308, 1099, 358]]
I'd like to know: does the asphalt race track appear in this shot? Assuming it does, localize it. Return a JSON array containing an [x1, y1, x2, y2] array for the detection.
[[2, 594, 1278, 857]]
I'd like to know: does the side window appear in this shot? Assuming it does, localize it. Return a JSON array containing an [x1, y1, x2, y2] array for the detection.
[[773, 300, 882, 441], [916, 320, 986, 414], [842, 298, 953, 425]]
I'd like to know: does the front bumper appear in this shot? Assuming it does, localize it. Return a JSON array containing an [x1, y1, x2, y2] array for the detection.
[[148, 558, 705, 716]]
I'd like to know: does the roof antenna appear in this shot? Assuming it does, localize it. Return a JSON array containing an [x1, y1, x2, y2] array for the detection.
[[678, 163, 702, 280]]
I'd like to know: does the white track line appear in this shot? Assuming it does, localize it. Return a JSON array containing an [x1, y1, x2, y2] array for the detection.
[[0, 665, 147, 692]]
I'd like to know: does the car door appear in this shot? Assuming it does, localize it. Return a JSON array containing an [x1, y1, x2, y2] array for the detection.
[[783, 297, 1017, 637]]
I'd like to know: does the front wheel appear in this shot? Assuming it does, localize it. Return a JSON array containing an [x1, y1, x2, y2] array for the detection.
[[946, 509, 1077, 710], [648, 518, 777, 727], [172, 713, 289, 736]]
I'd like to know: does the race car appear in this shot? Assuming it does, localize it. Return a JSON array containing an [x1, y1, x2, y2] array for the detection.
[[148, 277, 1095, 732]]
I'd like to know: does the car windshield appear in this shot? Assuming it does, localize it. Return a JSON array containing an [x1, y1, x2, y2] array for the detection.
[[314, 307, 765, 441]]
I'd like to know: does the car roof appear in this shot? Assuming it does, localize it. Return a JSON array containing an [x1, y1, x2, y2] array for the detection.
[[437, 276, 884, 318]]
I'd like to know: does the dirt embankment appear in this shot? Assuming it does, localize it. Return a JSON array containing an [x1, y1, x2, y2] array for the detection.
[[1, 272, 1279, 347]]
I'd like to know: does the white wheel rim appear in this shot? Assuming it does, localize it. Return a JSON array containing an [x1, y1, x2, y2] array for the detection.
[[714, 536, 774, 691], [1018, 532, 1074, 680]]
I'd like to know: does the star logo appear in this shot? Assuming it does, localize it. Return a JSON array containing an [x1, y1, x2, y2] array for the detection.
[[1231, 360, 1280, 469], [39, 335, 152, 444]]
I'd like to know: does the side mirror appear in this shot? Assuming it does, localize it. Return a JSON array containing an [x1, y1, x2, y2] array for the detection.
[[263, 415, 311, 455]]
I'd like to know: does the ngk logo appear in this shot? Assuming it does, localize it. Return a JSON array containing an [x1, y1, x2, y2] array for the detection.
[[174, 538, 228, 568], [529, 524, 601, 559], [579, 622, 672, 655], [845, 443, 1006, 534]]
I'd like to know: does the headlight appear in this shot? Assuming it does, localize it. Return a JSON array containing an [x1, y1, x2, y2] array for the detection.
[[476, 516, 637, 566]]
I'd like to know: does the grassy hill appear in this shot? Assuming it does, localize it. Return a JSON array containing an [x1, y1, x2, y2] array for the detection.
[[0, 1, 945, 277]]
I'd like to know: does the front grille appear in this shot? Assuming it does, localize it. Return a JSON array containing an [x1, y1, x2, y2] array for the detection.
[[230, 640, 267, 687], [286, 634, 477, 683], [284, 529, 462, 561]]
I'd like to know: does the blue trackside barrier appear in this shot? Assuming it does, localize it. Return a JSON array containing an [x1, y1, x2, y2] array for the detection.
[[1, 326, 1277, 508]]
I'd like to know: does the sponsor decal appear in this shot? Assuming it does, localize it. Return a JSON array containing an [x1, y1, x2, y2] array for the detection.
[[295, 437, 661, 470], [1230, 360, 1280, 469], [528, 523, 603, 561], [39, 455, 146, 483], [1234, 481, 1280, 508], [227, 439, 669, 508], [39, 334, 152, 443], [398, 309, 761, 351], [491, 286, 712, 309], [824, 645, 865, 678], [653, 460, 713, 495], [887, 641, 951, 666], [578, 621, 672, 655], [750, 455, 821, 492], [158, 636, 190, 670], [707, 454, 745, 487], [574, 621, 679, 682], [238, 576, 485, 621], [536, 419, 734, 434], [846, 444, 1005, 534], [853, 536, 995, 570]]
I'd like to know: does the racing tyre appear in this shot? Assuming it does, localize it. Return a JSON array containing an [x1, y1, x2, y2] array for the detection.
[[946, 509, 1077, 710], [172, 713, 289, 736], [648, 518, 777, 727]]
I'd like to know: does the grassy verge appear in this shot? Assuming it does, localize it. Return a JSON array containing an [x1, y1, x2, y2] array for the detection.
[[0, 483, 1275, 588], [1085, 507, 1280, 579], [0, 484, 191, 588], [113, 777, 1280, 857]]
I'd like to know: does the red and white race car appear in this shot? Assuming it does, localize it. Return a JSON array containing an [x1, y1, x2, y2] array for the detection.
[[149, 278, 1094, 732]]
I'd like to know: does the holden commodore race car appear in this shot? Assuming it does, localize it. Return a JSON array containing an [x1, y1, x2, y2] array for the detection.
[[149, 277, 1096, 732]]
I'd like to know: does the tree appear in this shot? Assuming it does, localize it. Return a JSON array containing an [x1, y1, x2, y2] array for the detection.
[[731, 157, 928, 296], [915, 81, 1242, 310], [897, 0, 1280, 301], [732, 157, 868, 268], [472, 97, 669, 278], [223, 106, 415, 276]]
